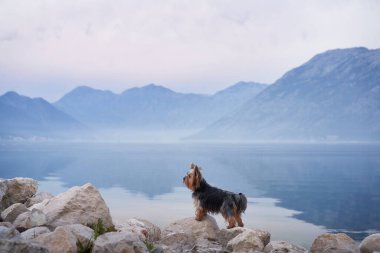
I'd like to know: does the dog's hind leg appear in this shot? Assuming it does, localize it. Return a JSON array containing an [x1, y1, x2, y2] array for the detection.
[[195, 208, 206, 221], [227, 216, 237, 229], [235, 213, 244, 227]]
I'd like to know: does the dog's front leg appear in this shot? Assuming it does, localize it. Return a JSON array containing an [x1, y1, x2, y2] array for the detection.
[[195, 208, 205, 221]]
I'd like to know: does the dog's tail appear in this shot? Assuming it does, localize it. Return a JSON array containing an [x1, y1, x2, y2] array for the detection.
[[235, 193, 247, 213]]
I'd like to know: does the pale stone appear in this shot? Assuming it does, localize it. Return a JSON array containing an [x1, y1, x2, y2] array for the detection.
[[25, 192, 54, 208], [160, 232, 195, 252], [1, 203, 29, 223], [116, 218, 161, 242], [0, 222, 12, 228], [20, 227, 51, 240], [162, 216, 219, 241], [264, 240, 307, 253], [92, 231, 149, 253], [0, 226, 20, 239], [310, 233, 356, 253], [13, 209, 47, 229], [360, 234, 380, 253], [40, 183, 113, 229], [57, 224, 94, 244], [0, 239, 48, 253], [32, 226, 77, 253], [226, 229, 265, 252], [218, 227, 270, 247], [0, 178, 38, 211]]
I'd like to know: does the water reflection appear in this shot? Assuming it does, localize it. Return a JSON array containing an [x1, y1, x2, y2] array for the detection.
[[1, 142, 379, 244]]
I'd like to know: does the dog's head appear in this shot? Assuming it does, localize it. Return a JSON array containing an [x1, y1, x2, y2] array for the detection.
[[183, 163, 203, 191]]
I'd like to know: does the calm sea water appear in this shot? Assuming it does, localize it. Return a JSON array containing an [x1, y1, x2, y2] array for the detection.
[[0, 142, 379, 248]]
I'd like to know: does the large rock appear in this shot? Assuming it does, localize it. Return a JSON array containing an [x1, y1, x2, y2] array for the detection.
[[92, 231, 149, 253], [226, 229, 265, 252], [39, 183, 113, 229], [0, 178, 38, 211], [25, 192, 54, 208], [0, 239, 48, 253], [57, 224, 94, 244], [0, 222, 12, 228], [13, 209, 47, 229], [264, 240, 307, 253], [0, 226, 20, 239], [310, 233, 356, 253], [1, 203, 29, 223], [162, 216, 219, 241], [160, 232, 195, 252], [218, 227, 270, 248], [360, 233, 380, 253], [116, 218, 161, 242], [20, 227, 51, 240], [32, 226, 77, 253]]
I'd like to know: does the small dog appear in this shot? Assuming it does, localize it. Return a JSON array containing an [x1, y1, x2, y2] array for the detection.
[[183, 163, 247, 228]]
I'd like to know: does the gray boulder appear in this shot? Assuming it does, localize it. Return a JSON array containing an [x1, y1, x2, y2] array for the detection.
[[162, 216, 219, 241], [20, 227, 51, 240], [360, 233, 380, 253], [0, 178, 38, 211], [13, 209, 47, 229], [264, 240, 307, 253], [218, 227, 270, 248], [226, 229, 266, 252], [0, 226, 20, 239], [39, 183, 113, 229], [25, 192, 54, 208], [0, 239, 48, 253], [32, 226, 77, 253], [116, 218, 161, 242], [57, 224, 94, 244], [310, 233, 356, 253], [92, 231, 148, 253], [1, 203, 29, 223]]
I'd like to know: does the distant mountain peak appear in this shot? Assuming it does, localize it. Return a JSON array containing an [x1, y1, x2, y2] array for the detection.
[[122, 83, 176, 95]]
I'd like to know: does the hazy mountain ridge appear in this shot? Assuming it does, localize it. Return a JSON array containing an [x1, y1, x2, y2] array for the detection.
[[0, 91, 87, 139], [54, 82, 267, 130], [195, 47, 380, 141], [1, 47, 379, 141]]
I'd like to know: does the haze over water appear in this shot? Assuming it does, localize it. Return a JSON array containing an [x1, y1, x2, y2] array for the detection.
[[1, 142, 379, 248]]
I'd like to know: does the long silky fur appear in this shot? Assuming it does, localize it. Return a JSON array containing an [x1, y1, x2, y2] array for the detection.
[[192, 178, 247, 216]]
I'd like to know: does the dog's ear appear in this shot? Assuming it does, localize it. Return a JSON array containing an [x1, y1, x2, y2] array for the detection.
[[193, 165, 202, 189]]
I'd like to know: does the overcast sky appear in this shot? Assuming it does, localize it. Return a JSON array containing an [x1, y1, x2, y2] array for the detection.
[[0, 0, 380, 102]]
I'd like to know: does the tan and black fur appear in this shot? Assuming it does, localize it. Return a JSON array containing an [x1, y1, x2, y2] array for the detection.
[[183, 163, 247, 229]]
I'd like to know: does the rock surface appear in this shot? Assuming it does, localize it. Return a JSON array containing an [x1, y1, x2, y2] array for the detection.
[[310, 233, 356, 253], [0, 225, 20, 239], [58, 224, 94, 244], [92, 231, 148, 253], [0, 239, 48, 253], [25, 192, 54, 208], [0, 177, 38, 211], [1, 203, 29, 223], [20, 227, 51, 240], [116, 218, 161, 242], [13, 208, 47, 229], [226, 229, 265, 252], [37, 183, 113, 229], [219, 227, 271, 248], [359, 233, 380, 253], [264, 240, 307, 253], [32, 226, 78, 253], [162, 216, 219, 241]]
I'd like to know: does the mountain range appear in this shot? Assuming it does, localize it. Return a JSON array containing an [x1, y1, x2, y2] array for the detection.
[[195, 47, 380, 141], [1, 47, 379, 142]]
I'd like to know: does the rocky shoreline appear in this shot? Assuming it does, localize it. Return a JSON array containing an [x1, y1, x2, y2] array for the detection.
[[0, 177, 379, 253]]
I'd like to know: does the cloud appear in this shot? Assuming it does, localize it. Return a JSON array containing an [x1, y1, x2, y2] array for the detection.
[[0, 0, 380, 101]]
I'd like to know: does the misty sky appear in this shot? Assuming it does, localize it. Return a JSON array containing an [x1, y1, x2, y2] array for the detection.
[[1, 0, 380, 102]]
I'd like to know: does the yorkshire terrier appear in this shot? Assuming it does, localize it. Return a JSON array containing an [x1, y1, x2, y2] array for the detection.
[[183, 163, 247, 229]]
